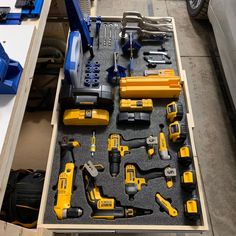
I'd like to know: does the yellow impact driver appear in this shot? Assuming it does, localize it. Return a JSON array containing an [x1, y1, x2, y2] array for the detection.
[[125, 163, 177, 200]]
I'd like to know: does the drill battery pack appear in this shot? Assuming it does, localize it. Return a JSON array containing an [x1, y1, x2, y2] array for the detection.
[[120, 99, 153, 112], [166, 101, 184, 122], [117, 112, 150, 125], [63, 109, 109, 126]]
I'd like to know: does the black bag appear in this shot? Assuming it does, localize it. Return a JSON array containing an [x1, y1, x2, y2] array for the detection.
[[0, 169, 45, 228]]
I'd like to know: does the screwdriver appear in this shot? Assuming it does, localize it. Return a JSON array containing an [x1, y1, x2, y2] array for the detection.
[[90, 130, 96, 157], [129, 32, 134, 76]]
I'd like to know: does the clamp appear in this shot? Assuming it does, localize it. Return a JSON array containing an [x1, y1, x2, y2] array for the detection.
[[122, 16, 173, 32], [121, 26, 170, 40], [122, 11, 172, 24], [0, 43, 23, 94]]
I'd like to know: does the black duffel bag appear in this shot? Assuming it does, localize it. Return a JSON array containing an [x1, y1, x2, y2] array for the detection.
[[0, 169, 45, 228]]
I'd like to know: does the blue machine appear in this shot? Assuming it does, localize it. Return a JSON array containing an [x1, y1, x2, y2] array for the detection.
[[64, 31, 83, 88], [64, 0, 93, 53], [0, 0, 44, 25], [122, 34, 142, 55], [0, 43, 23, 94]]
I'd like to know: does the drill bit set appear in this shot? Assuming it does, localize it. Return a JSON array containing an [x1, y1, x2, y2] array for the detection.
[[43, 9, 205, 229]]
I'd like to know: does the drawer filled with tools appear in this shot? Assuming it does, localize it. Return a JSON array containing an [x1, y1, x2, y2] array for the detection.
[[40, 10, 208, 233]]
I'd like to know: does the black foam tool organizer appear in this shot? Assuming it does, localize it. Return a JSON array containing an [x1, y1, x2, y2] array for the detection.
[[43, 22, 202, 226]]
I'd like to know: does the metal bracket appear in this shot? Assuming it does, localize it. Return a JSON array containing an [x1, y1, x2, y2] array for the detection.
[[164, 167, 177, 177], [15, 0, 35, 10], [0, 7, 10, 22], [146, 136, 158, 145]]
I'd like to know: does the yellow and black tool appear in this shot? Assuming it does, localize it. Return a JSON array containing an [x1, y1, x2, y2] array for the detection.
[[125, 163, 177, 200], [184, 196, 200, 220], [181, 170, 196, 190], [120, 69, 182, 98], [63, 109, 109, 126], [54, 137, 83, 219], [166, 101, 183, 122], [178, 145, 192, 166], [158, 124, 171, 160], [107, 133, 158, 177], [120, 99, 153, 112], [155, 193, 178, 217], [168, 121, 188, 143], [90, 130, 96, 157], [80, 161, 153, 220]]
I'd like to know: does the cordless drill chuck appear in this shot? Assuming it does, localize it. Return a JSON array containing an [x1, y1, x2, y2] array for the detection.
[[63, 208, 83, 219], [109, 149, 121, 177]]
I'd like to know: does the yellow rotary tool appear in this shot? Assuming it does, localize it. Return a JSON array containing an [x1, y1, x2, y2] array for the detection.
[[158, 124, 171, 160], [155, 193, 178, 217], [63, 109, 109, 126]]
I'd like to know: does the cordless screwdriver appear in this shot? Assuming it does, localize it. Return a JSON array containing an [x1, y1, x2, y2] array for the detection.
[[107, 133, 158, 177]]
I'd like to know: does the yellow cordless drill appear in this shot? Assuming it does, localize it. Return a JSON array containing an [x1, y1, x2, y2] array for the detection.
[[54, 137, 83, 219], [107, 133, 157, 177], [125, 163, 177, 200], [81, 161, 153, 220]]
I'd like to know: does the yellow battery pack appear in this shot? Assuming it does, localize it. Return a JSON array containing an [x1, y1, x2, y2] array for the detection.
[[63, 109, 109, 126], [120, 99, 153, 112], [184, 198, 200, 220], [120, 70, 181, 99]]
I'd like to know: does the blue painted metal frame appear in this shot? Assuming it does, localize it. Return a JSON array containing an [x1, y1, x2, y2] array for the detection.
[[0, 43, 23, 94], [64, 0, 93, 51], [0, 0, 44, 25]]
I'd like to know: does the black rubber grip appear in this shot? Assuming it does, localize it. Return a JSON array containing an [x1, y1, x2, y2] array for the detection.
[[109, 150, 121, 177]]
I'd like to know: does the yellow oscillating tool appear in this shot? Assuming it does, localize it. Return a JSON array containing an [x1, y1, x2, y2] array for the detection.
[[155, 192, 178, 217], [63, 109, 109, 126]]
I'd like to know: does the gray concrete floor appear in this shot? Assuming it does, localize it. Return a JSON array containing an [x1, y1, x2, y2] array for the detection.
[[14, 0, 236, 235], [96, 0, 236, 236]]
